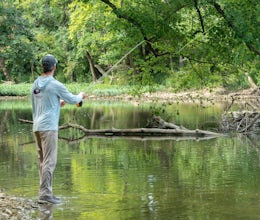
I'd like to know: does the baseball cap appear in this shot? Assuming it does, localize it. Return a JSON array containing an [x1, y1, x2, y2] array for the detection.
[[42, 54, 58, 73]]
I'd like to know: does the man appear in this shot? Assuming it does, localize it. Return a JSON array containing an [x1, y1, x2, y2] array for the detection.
[[31, 54, 86, 204]]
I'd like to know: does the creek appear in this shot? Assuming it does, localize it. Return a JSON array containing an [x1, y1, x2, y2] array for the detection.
[[0, 98, 259, 219]]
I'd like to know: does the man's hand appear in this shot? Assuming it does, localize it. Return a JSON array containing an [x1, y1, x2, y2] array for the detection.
[[79, 92, 86, 99], [60, 100, 66, 107]]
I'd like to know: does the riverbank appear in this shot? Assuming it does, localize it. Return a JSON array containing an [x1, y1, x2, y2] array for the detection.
[[78, 87, 260, 105], [1, 87, 259, 103], [1, 81, 259, 103], [0, 193, 38, 219]]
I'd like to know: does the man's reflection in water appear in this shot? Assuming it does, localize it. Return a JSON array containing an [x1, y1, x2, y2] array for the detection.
[[38, 203, 53, 220]]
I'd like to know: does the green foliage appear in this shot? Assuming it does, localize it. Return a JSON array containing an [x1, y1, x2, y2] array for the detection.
[[0, 2, 35, 82], [0, 0, 259, 91], [249, 58, 260, 86], [222, 0, 260, 53], [221, 70, 250, 91], [166, 64, 220, 92]]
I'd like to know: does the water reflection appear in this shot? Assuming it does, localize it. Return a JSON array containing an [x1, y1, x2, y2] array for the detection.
[[0, 99, 260, 219], [39, 204, 54, 220]]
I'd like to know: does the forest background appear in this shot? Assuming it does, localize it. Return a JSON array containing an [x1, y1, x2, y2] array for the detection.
[[0, 0, 259, 96]]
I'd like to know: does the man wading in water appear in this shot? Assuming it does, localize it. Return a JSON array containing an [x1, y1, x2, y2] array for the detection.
[[31, 54, 86, 204]]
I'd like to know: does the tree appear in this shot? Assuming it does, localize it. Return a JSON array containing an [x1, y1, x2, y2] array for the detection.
[[74, 0, 259, 87], [0, 1, 35, 82], [0, 0, 259, 88], [16, 0, 77, 81], [208, 0, 259, 56]]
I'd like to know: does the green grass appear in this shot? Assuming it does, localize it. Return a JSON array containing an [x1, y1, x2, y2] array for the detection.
[[0, 82, 165, 97], [0, 83, 32, 96]]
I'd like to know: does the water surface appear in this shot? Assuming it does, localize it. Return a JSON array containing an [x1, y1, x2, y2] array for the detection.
[[0, 98, 259, 219]]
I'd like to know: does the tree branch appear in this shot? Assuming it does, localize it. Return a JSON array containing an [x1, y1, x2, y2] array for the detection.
[[100, 0, 162, 57], [208, 0, 260, 56], [100, 0, 145, 36], [193, 0, 205, 34]]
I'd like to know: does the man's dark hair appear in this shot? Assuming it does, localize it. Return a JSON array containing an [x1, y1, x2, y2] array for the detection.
[[42, 54, 58, 73]]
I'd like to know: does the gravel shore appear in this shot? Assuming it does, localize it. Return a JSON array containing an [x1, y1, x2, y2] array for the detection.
[[0, 193, 39, 219]]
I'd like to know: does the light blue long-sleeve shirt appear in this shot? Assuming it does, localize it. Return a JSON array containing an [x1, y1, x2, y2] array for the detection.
[[32, 76, 82, 131]]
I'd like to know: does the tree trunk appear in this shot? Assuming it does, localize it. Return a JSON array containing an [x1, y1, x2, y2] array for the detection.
[[86, 51, 103, 82], [127, 53, 137, 74], [0, 58, 11, 81]]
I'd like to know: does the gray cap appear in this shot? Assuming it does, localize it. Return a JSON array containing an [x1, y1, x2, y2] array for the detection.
[[42, 54, 58, 73]]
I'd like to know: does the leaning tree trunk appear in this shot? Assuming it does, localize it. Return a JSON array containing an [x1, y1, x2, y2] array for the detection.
[[86, 51, 103, 82]]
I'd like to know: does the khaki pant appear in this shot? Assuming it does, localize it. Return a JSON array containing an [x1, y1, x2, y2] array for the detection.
[[34, 131, 58, 198]]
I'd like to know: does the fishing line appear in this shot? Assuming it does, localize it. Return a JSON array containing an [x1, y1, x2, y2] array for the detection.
[[86, 25, 215, 90], [84, 40, 145, 92], [145, 25, 216, 55], [98, 40, 145, 81], [175, 26, 215, 55]]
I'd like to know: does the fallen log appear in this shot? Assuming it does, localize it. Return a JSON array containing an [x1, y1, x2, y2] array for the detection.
[[58, 134, 221, 144], [59, 123, 221, 137], [19, 117, 222, 138]]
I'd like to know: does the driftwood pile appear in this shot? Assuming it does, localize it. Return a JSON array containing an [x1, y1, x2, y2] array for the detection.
[[221, 111, 260, 133], [221, 88, 260, 133]]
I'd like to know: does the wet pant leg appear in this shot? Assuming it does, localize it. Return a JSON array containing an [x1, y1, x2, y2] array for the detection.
[[34, 131, 58, 198]]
